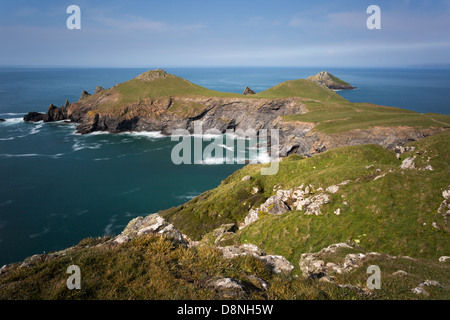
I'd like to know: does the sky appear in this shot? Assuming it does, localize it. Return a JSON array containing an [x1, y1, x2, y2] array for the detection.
[[1, 0, 450, 67]]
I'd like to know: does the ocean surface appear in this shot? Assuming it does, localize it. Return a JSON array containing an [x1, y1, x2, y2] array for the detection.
[[0, 67, 449, 266]]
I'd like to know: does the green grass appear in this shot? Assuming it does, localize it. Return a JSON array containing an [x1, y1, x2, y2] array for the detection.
[[255, 79, 347, 103], [328, 73, 351, 86], [0, 235, 362, 300], [282, 101, 450, 133]]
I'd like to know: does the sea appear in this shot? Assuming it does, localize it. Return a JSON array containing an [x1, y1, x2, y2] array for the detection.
[[0, 67, 449, 266]]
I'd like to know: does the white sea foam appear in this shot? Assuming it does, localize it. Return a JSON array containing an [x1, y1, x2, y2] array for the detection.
[[103, 215, 118, 235], [121, 131, 166, 139], [72, 141, 102, 152], [0, 153, 64, 159], [0, 113, 25, 116], [176, 192, 200, 201], [122, 187, 142, 195], [29, 228, 50, 239], [2, 117, 23, 125]]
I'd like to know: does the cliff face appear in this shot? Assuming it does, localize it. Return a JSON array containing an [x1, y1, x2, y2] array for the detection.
[[73, 96, 308, 136]]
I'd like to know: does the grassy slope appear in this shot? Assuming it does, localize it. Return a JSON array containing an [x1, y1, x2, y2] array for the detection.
[[282, 101, 450, 134], [163, 130, 450, 261]]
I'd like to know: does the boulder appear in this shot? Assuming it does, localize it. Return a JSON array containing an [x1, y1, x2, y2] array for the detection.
[[259, 195, 290, 215], [23, 112, 45, 122], [0, 118, 5, 122]]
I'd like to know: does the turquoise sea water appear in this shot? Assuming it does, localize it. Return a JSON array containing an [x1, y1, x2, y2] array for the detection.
[[0, 67, 449, 266]]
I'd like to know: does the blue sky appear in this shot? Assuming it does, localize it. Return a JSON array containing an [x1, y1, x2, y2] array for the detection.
[[1, 0, 450, 67]]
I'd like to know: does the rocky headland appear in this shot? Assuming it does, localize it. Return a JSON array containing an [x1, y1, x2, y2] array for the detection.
[[22, 69, 448, 157]]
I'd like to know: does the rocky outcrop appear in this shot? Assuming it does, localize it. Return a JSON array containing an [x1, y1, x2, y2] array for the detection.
[[241, 183, 339, 229], [243, 86, 256, 95], [23, 112, 45, 122], [95, 86, 104, 94], [411, 280, 443, 296], [434, 186, 450, 232], [80, 90, 91, 100], [307, 71, 356, 90], [206, 277, 247, 299], [0, 118, 5, 122], [217, 243, 294, 274], [44, 104, 68, 122], [113, 213, 186, 246]]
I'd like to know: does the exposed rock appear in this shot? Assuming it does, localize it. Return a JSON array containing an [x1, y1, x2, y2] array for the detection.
[[218, 244, 266, 259], [243, 86, 256, 95], [241, 175, 252, 181], [135, 69, 170, 81], [44, 104, 68, 122], [95, 86, 104, 94], [23, 112, 45, 122], [247, 275, 269, 291], [298, 193, 331, 215], [400, 156, 416, 169], [443, 188, 450, 200], [80, 90, 91, 100], [114, 234, 130, 244], [0, 118, 5, 122], [299, 243, 385, 279], [326, 185, 339, 194], [260, 255, 294, 274], [218, 243, 294, 274], [392, 270, 409, 276], [116, 213, 186, 246], [259, 195, 290, 215], [241, 184, 334, 228], [394, 145, 415, 159], [211, 223, 237, 244], [411, 280, 443, 296], [242, 209, 259, 229], [207, 277, 247, 299], [307, 71, 356, 90]]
